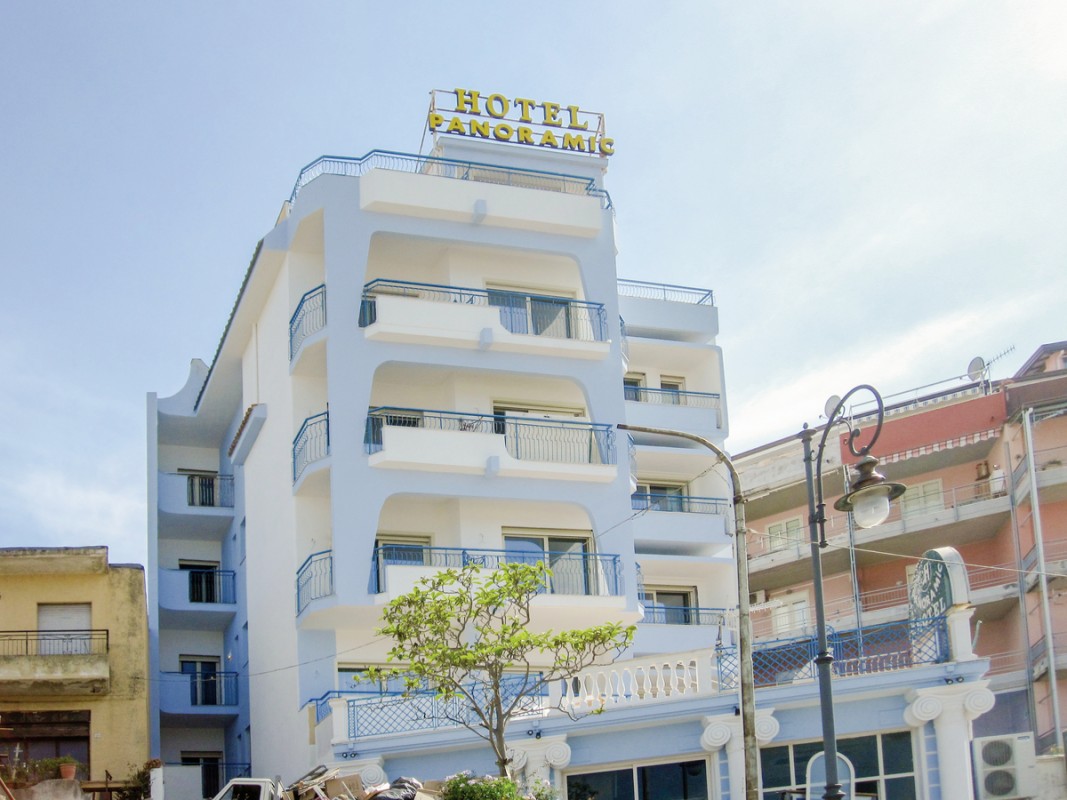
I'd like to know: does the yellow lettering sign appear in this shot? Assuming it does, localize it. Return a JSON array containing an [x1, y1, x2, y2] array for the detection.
[[566, 105, 588, 130], [541, 101, 562, 127], [454, 88, 482, 114], [486, 93, 509, 119]]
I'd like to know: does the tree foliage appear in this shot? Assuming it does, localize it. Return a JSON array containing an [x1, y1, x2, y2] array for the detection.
[[369, 561, 634, 776]]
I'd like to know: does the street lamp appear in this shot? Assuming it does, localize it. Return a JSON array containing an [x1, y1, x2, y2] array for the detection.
[[801, 385, 905, 800], [616, 424, 759, 800]]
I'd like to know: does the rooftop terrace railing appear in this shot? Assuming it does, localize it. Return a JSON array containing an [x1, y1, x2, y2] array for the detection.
[[617, 279, 714, 306], [358, 279, 608, 342], [0, 630, 109, 656], [289, 150, 613, 209], [364, 407, 616, 466], [371, 545, 623, 597], [289, 284, 326, 361], [293, 411, 330, 483]]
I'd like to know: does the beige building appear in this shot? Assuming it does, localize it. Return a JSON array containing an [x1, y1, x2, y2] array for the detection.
[[0, 547, 149, 782]]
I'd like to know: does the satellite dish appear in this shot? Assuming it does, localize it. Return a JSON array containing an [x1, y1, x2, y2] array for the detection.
[[824, 395, 842, 419], [967, 356, 986, 382]]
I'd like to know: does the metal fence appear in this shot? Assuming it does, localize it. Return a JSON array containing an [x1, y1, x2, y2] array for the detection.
[[186, 474, 235, 508], [718, 616, 949, 689], [358, 279, 608, 342], [616, 279, 714, 305], [165, 671, 240, 706], [371, 545, 623, 596], [296, 550, 334, 613], [347, 675, 546, 738], [364, 407, 616, 465], [631, 493, 730, 515], [641, 606, 727, 626], [187, 570, 236, 604], [0, 629, 109, 656], [289, 150, 612, 208], [289, 284, 326, 360], [623, 385, 721, 410], [293, 411, 330, 483]]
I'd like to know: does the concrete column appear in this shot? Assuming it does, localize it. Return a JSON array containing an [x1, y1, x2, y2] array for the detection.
[[702, 710, 778, 799], [509, 735, 571, 790], [945, 605, 978, 662], [905, 682, 995, 799]]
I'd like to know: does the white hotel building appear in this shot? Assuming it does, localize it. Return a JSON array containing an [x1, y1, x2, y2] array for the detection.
[[148, 119, 1010, 799]]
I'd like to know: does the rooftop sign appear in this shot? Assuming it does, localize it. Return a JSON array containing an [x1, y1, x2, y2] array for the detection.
[[428, 88, 613, 156]]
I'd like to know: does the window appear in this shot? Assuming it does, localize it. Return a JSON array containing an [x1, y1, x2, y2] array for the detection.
[[642, 587, 696, 625], [181, 657, 222, 706], [374, 535, 431, 592], [568, 760, 707, 800], [623, 373, 646, 401], [660, 377, 685, 405], [488, 289, 574, 338], [180, 560, 221, 603], [768, 517, 804, 551], [760, 732, 916, 798], [900, 479, 943, 516], [504, 530, 592, 595], [772, 594, 810, 637], [37, 603, 91, 655], [0, 711, 90, 779], [633, 483, 686, 512]]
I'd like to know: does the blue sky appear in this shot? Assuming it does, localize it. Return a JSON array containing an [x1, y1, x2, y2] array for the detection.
[[1, 2, 1064, 565]]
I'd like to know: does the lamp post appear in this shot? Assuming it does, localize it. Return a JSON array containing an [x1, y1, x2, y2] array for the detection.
[[801, 385, 905, 800], [616, 423, 759, 800]]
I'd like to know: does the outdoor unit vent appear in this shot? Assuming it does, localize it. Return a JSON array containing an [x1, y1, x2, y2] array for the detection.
[[750, 590, 767, 606], [972, 733, 1038, 800]]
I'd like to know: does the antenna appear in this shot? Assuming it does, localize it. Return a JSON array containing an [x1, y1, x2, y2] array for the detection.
[[966, 356, 986, 382]]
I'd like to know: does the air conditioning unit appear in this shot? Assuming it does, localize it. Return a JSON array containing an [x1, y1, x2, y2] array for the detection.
[[972, 733, 1038, 800], [749, 590, 767, 606]]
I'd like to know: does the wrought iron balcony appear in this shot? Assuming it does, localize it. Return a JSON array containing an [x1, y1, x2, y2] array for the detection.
[[185, 569, 236, 604], [631, 493, 729, 515], [289, 150, 613, 209], [0, 630, 109, 656], [160, 670, 239, 707], [183, 474, 235, 508], [289, 284, 326, 360], [358, 280, 608, 342], [640, 606, 727, 626], [296, 550, 334, 613], [293, 411, 330, 483], [371, 545, 623, 597], [623, 385, 721, 409], [617, 279, 714, 306], [364, 407, 616, 466]]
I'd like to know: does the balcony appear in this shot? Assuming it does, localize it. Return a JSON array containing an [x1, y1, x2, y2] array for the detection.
[[158, 569, 237, 630], [630, 493, 731, 556], [289, 284, 326, 366], [158, 670, 239, 720], [293, 411, 330, 489], [157, 474, 235, 539], [364, 407, 617, 482], [0, 630, 110, 695], [296, 550, 334, 614], [617, 280, 718, 344], [631, 493, 728, 515], [358, 280, 609, 359]]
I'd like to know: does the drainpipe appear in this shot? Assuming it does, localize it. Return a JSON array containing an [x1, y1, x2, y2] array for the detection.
[[1023, 408, 1065, 757]]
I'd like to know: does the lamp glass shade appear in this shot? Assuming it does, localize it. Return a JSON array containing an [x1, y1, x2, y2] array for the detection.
[[849, 487, 891, 529]]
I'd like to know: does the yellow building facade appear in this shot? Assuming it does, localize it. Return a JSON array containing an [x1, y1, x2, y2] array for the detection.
[[0, 547, 148, 782]]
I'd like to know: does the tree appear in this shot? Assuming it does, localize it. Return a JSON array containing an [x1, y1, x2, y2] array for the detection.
[[369, 560, 635, 777]]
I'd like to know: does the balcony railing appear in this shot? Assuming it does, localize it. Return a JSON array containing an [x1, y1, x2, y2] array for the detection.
[[289, 150, 613, 209], [631, 493, 729, 515], [617, 279, 714, 306], [163, 671, 240, 706], [624, 386, 721, 416], [749, 479, 1009, 560], [371, 545, 623, 597], [0, 630, 109, 656], [1012, 442, 1067, 486], [289, 284, 326, 360], [296, 550, 334, 613], [186, 570, 236, 604], [364, 407, 616, 466], [640, 606, 727, 626], [293, 411, 330, 483], [358, 280, 608, 342], [185, 474, 235, 508]]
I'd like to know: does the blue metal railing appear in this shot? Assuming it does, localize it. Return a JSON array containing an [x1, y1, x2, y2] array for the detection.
[[364, 407, 616, 466], [371, 546, 623, 597], [617, 279, 714, 305], [293, 411, 330, 483], [289, 150, 613, 209], [641, 606, 727, 626], [185, 474, 235, 508], [187, 570, 236, 604], [296, 550, 334, 613], [631, 493, 730, 515], [347, 674, 546, 739], [358, 279, 608, 342], [289, 284, 326, 360], [623, 385, 722, 409], [716, 616, 950, 689]]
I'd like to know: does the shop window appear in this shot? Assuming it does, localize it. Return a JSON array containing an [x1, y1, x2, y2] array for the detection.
[[567, 759, 707, 800]]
